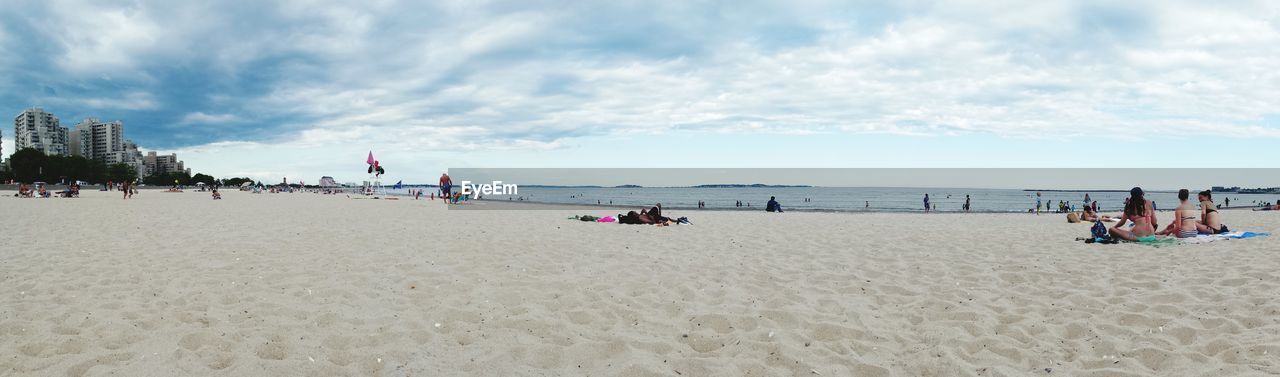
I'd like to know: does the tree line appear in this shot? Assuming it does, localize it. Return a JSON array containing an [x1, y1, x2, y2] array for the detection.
[[1, 147, 248, 187]]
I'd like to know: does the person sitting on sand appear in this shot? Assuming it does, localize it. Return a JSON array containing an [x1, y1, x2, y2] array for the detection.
[[1157, 189, 1201, 238], [212, 188, 222, 200], [1196, 190, 1228, 234], [1110, 187, 1157, 242], [1080, 205, 1100, 222], [766, 196, 783, 213], [17, 183, 31, 198], [647, 203, 668, 222]]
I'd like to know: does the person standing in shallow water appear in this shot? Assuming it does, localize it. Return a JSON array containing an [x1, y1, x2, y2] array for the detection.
[[923, 194, 930, 212], [964, 195, 971, 212]]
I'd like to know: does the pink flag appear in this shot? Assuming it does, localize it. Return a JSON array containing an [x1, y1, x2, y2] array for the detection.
[[366, 151, 375, 165]]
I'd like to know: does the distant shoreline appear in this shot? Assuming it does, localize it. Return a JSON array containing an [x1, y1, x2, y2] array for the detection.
[[460, 197, 1262, 214]]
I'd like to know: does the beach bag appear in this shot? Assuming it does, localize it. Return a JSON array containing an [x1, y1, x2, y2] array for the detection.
[[1091, 220, 1109, 240]]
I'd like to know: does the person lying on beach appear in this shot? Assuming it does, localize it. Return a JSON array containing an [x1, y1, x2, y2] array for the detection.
[[1196, 190, 1228, 234], [618, 204, 686, 226], [1110, 187, 1157, 242], [1157, 189, 1201, 238], [1079, 206, 1108, 222], [618, 210, 661, 225], [1253, 200, 1280, 211]]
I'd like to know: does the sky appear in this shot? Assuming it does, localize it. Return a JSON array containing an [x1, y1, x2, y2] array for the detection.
[[2, 0, 1279, 185]]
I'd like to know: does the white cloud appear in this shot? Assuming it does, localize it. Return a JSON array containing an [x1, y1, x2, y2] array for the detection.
[[46, 2, 162, 75], [180, 112, 238, 124], [6, 1, 1280, 178], [80, 91, 158, 110]]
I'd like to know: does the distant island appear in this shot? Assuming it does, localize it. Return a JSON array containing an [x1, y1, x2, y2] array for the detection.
[[614, 184, 643, 188], [1023, 189, 1136, 193], [691, 184, 812, 188], [1213, 186, 1280, 194]]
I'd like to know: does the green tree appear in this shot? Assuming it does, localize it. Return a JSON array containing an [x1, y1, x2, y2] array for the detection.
[[106, 163, 136, 183], [221, 177, 254, 187], [144, 171, 193, 186], [8, 148, 46, 183], [191, 173, 216, 186]]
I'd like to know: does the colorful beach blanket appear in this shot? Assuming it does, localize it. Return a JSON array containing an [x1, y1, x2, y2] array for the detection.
[[1081, 232, 1268, 247], [1178, 231, 1269, 245]]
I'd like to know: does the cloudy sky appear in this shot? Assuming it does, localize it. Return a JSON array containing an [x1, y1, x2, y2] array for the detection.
[[2, 0, 1278, 183]]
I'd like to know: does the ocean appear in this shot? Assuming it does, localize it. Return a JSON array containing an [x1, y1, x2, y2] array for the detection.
[[381, 186, 1280, 213]]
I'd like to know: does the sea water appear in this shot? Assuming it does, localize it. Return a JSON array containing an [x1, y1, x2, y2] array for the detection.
[[384, 186, 1279, 213]]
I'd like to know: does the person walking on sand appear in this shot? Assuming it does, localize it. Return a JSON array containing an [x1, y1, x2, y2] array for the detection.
[[438, 173, 453, 203], [121, 180, 130, 200], [1035, 192, 1042, 215]]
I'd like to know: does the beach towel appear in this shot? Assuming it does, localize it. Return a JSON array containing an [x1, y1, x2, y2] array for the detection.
[[1179, 232, 1269, 244], [1083, 232, 1269, 247], [597, 216, 616, 223]]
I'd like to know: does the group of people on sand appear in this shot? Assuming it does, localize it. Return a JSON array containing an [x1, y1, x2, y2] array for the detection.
[[1108, 187, 1229, 241], [14, 183, 48, 198], [618, 203, 687, 225]]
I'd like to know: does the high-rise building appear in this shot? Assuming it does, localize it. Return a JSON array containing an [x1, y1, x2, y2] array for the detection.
[[69, 118, 125, 160], [14, 107, 69, 155], [70, 118, 145, 178], [143, 151, 186, 175], [120, 140, 146, 179]]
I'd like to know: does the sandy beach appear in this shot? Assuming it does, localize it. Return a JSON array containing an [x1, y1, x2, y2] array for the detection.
[[2, 189, 1278, 376]]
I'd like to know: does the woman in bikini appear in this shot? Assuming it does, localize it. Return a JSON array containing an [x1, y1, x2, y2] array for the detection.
[[1158, 189, 1201, 238], [1195, 190, 1227, 234], [1110, 187, 1157, 241]]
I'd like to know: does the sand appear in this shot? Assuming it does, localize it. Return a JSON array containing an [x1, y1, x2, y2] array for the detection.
[[2, 189, 1278, 376]]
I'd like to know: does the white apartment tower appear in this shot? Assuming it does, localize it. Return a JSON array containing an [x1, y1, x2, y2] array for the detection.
[[69, 118, 145, 178], [143, 151, 185, 175], [69, 118, 126, 160], [14, 107, 69, 155]]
